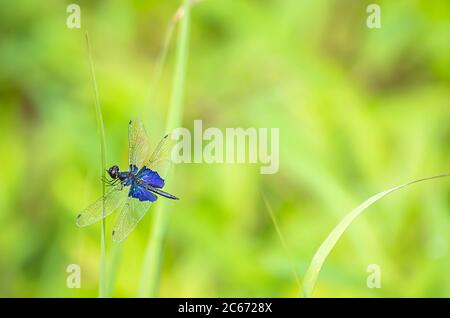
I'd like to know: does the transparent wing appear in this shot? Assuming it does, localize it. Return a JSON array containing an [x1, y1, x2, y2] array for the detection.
[[129, 118, 150, 168], [112, 197, 154, 242], [76, 185, 127, 227], [147, 133, 175, 178]]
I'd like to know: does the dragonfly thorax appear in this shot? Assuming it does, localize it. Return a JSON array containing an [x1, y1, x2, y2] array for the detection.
[[107, 164, 138, 183]]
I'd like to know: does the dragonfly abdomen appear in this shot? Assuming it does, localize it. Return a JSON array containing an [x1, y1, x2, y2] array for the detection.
[[141, 182, 179, 200]]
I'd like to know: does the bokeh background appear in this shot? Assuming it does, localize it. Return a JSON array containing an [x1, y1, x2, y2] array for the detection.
[[0, 0, 449, 297]]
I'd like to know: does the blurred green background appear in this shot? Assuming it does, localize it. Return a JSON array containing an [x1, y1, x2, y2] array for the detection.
[[0, 0, 449, 297]]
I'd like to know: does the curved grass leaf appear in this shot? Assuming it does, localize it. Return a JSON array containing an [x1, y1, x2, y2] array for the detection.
[[302, 173, 450, 298]]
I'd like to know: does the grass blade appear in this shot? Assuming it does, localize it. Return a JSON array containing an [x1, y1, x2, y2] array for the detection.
[[106, 243, 122, 297], [141, 12, 176, 122], [262, 194, 302, 292], [302, 173, 450, 298], [86, 32, 107, 298], [138, 0, 191, 297], [143, 0, 202, 123]]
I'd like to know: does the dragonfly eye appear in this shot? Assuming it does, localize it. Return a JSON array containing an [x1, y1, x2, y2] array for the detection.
[[107, 165, 119, 179]]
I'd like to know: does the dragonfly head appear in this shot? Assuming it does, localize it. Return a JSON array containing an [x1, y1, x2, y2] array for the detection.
[[107, 165, 120, 179]]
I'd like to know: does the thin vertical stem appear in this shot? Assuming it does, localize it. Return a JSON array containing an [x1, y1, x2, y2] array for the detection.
[[107, 244, 122, 296], [86, 32, 107, 298]]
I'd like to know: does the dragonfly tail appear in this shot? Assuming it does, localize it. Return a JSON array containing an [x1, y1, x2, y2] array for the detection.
[[149, 188, 179, 200]]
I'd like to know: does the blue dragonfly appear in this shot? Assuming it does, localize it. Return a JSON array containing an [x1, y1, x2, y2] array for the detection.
[[77, 119, 178, 242]]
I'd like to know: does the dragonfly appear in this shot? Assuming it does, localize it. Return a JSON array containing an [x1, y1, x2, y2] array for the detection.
[[76, 119, 179, 242]]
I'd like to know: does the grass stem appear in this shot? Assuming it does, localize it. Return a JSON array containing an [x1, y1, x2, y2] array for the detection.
[[106, 244, 122, 297], [86, 32, 107, 298]]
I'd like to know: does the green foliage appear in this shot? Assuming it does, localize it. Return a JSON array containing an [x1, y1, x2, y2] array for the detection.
[[0, 0, 448, 297]]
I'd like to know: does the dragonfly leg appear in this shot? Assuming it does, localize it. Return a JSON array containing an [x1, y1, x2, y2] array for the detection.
[[102, 176, 118, 187]]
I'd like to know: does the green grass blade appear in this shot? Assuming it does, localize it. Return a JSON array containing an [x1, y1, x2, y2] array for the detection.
[[164, 1, 191, 131], [138, 0, 191, 298], [106, 243, 122, 297], [302, 173, 450, 298], [142, 0, 203, 123], [141, 12, 176, 123], [262, 194, 302, 292], [86, 32, 107, 298]]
